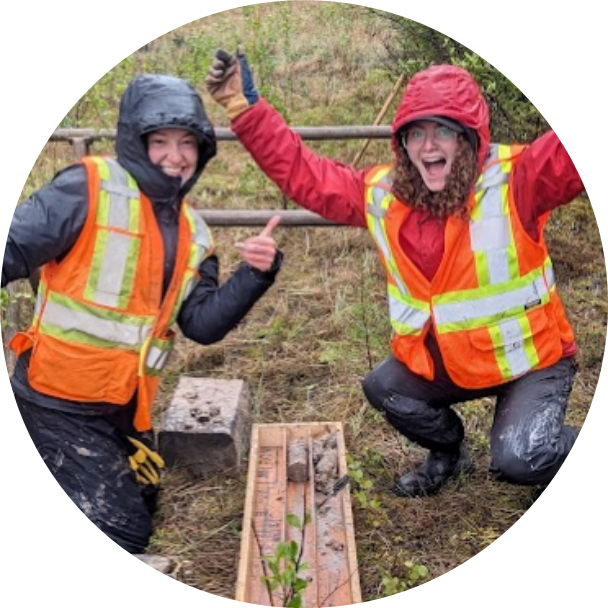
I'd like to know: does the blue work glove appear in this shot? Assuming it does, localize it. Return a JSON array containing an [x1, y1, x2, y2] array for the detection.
[[237, 49, 259, 105], [205, 47, 259, 120]]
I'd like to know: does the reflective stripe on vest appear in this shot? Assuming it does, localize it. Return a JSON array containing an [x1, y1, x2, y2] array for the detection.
[[39, 291, 155, 350], [84, 157, 142, 309], [365, 166, 431, 336], [142, 334, 175, 377], [166, 203, 214, 327], [470, 144, 518, 285], [139, 207, 215, 373]]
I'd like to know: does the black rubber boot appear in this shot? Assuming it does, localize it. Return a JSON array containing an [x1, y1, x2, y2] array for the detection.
[[395, 444, 473, 497]]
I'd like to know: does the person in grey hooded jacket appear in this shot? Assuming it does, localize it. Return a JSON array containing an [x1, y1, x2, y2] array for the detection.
[[1, 74, 282, 554]]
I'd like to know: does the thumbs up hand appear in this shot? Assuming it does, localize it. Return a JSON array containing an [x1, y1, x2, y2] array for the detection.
[[235, 214, 281, 272]]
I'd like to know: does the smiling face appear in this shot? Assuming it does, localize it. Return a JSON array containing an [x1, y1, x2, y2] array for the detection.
[[147, 128, 199, 185], [402, 121, 461, 192]]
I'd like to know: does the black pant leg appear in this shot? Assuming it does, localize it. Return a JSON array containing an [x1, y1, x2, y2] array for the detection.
[[490, 358, 578, 486], [16, 396, 154, 553], [362, 354, 491, 452]]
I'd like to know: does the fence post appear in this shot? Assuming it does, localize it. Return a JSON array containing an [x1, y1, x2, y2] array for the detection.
[[69, 136, 91, 160]]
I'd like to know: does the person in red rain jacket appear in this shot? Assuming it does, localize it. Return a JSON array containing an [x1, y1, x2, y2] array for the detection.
[[206, 49, 585, 497]]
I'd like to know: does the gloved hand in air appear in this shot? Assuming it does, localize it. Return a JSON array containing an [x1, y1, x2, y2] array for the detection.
[[205, 47, 259, 120], [127, 436, 165, 486]]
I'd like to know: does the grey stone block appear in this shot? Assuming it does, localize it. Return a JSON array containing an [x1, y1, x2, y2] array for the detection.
[[159, 377, 252, 479]]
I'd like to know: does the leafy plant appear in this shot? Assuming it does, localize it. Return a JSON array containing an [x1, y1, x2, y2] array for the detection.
[[348, 457, 382, 512], [0, 288, 8, 332], [260, 513, 311, 608], [380, 560, 430, 596]]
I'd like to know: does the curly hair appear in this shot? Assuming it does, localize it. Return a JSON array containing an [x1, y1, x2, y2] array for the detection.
[[391, 136, 478, 221]]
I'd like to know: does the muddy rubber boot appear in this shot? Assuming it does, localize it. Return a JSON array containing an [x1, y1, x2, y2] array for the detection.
[[395, 444, 473, 497]]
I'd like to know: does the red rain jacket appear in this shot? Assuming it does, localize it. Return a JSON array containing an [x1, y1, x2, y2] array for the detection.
[[232, 65, 584, 356]]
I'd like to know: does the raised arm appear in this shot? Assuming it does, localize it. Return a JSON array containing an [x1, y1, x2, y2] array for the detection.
[[512, 130, 585, 230], [206, 48, 369, 228]]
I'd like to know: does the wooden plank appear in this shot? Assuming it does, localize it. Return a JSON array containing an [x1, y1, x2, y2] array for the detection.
[[236, 422, 360, 606]]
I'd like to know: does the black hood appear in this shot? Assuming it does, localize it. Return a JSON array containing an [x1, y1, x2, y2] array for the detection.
[[115, 74, 217, 205]]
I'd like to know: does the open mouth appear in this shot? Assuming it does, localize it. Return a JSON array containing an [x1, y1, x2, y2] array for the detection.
[[422, 158, 447, 176]]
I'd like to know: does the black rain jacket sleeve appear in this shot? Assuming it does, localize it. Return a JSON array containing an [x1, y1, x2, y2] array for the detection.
[[2, 165, 89, 287], [178, 251, 282, 345]]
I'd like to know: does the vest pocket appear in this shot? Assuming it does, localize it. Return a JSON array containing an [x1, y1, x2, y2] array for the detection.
[[439, 306, 562, 388], [28, 334, 139, 404], [468, 308, 548, 352]]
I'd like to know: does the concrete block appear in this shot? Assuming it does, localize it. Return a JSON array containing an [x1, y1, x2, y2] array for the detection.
[[159, 377, 252, 479]]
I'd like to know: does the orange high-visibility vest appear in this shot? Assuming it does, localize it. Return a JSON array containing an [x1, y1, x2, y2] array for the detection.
[[10, 156, 214, 431], [364, 144, 574, 389]]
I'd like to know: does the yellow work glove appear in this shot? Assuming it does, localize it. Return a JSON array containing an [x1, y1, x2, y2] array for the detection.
[[205, 48, 259, 120], [127, 436, 165, 486]]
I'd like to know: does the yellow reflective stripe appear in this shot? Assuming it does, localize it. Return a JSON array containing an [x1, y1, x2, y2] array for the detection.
[[474, 145, 513, 196], [369, 213, 404, 294], [88, 231, 142, 308], [33, 282, 46, 323], [178, 270, 197, 303], [92, 157, 112, 226], [471, 144, 519, 286], [497, 144, 515, 172], [365, 171, 409, 296], [105, 161, 139, 231], [433, 270, 549, 333], [367, 168, 431, 336], [387, 283, 430, 336], [39, 292, 155, 349], [488, 315, 538, 380], [91, 158, 141, 231], [146, 346, 170, 371], [167, 272, 194, 328], [544, 258, 555, 289], [140, 334, 175, 377], [185, 205, 214, 262], [85, 158, 142, 307], [166, 206, 214, 327], [39, 321, 139, 351]]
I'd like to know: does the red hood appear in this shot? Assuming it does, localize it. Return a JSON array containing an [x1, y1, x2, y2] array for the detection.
[[391, 65, 490, 170]]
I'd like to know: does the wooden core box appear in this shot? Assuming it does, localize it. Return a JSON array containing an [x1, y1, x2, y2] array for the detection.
[[235, 422, 361, 607]]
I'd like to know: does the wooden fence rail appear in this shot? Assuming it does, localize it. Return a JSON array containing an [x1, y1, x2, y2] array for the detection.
[[50, 125, 392, 226]]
